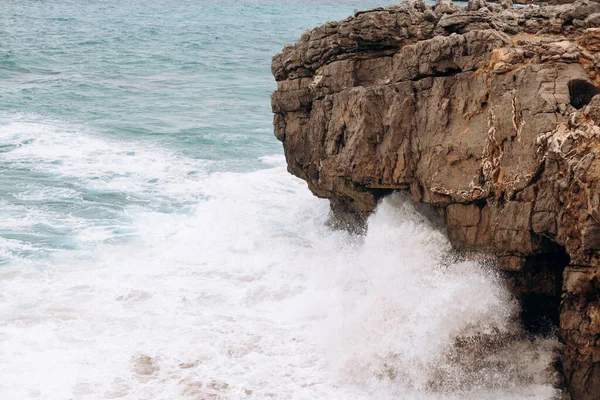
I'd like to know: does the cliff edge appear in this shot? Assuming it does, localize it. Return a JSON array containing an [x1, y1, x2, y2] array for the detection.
[[271, 0, 600, 398]]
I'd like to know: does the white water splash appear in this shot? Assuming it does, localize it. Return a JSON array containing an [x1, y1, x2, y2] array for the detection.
[[0, 120, 560, 399]]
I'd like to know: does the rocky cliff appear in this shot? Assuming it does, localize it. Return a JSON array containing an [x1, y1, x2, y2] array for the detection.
[[271, 0, 600, 398]]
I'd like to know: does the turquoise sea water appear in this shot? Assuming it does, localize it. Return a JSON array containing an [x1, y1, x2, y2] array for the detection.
[[1, 1, 559, 399], [2, 0, 401, 262]]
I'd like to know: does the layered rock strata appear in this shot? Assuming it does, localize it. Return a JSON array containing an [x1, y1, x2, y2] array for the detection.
[[272, 0, 600, 398]]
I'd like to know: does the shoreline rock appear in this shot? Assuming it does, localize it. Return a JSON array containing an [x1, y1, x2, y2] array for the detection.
[[271, 0, 600, 398]]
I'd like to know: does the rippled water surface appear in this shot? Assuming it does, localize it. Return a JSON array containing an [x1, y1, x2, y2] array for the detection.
[[1, 1, 559, 399]]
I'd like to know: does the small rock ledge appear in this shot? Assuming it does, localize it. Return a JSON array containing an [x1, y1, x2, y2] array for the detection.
[[271, 0, 600, 398]]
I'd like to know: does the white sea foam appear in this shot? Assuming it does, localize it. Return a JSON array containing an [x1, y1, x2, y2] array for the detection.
[[0, 118, 560, 399], [0, 117, 212, 260], [0, 118, 210, 201]]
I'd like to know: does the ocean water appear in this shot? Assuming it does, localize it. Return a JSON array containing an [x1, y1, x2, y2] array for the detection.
[[0, 1, 560, 399]]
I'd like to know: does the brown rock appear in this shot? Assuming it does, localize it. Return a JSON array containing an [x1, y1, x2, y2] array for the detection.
[[579, 28, 600, 52], [272, 0, 600, 397]]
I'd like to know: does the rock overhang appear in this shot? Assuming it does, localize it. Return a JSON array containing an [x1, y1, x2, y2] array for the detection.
[[272, 0, 600, 398]]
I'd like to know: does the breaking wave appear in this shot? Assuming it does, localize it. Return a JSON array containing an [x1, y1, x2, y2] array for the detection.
[[0, 117, 560, 399]]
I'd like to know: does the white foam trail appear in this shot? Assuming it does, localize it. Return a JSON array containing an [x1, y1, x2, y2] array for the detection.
[[0, 116, 212, 262], [0, 117, 210, 200], [0, 118, 559, 399]]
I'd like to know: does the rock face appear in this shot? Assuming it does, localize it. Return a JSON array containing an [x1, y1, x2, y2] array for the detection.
[[272, 0, 600, 398]]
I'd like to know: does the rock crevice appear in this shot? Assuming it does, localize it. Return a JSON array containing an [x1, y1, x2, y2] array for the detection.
[[272, 0, 600, 398]]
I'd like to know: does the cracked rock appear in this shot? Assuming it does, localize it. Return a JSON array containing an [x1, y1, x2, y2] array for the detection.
[[272, 1, 600, 398]]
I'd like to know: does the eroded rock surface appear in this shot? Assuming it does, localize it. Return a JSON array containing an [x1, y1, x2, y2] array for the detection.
[[272, 0, 600, 398]]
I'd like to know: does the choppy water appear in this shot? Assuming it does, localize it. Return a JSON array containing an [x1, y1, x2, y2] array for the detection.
[[1, 1, 560, 399]]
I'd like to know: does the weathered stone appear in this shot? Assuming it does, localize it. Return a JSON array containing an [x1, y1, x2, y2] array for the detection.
[[498, 256, 526, 271], [584, 95, 600, 125], [272, 1, 600, 397], [583, 221, 600, 251], [434, 0, 460, 15], [579, 28, 600, 52]]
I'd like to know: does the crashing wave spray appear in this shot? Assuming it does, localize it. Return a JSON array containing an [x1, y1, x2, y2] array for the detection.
[[313, 194, 561, 399], [0, 122, 560, 398]]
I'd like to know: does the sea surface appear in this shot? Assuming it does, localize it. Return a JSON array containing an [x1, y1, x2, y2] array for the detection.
[[1, 1, 560, 399]]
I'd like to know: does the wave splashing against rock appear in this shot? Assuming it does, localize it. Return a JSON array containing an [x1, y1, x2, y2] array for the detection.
[[321, 193, 561, 399]]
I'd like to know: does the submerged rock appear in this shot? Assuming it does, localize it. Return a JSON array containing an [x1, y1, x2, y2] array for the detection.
[[271, 0, 600, 398]]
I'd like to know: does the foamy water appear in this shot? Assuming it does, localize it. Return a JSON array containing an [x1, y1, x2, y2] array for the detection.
[[0, 119, 561, 399]]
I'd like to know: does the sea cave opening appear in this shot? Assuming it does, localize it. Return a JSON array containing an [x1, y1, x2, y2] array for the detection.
[[514, 243, 571, 337], [568, 79, 600, 109]]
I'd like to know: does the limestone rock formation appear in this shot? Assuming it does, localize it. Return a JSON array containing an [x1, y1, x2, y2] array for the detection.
[[272, 0, 600, 398]]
